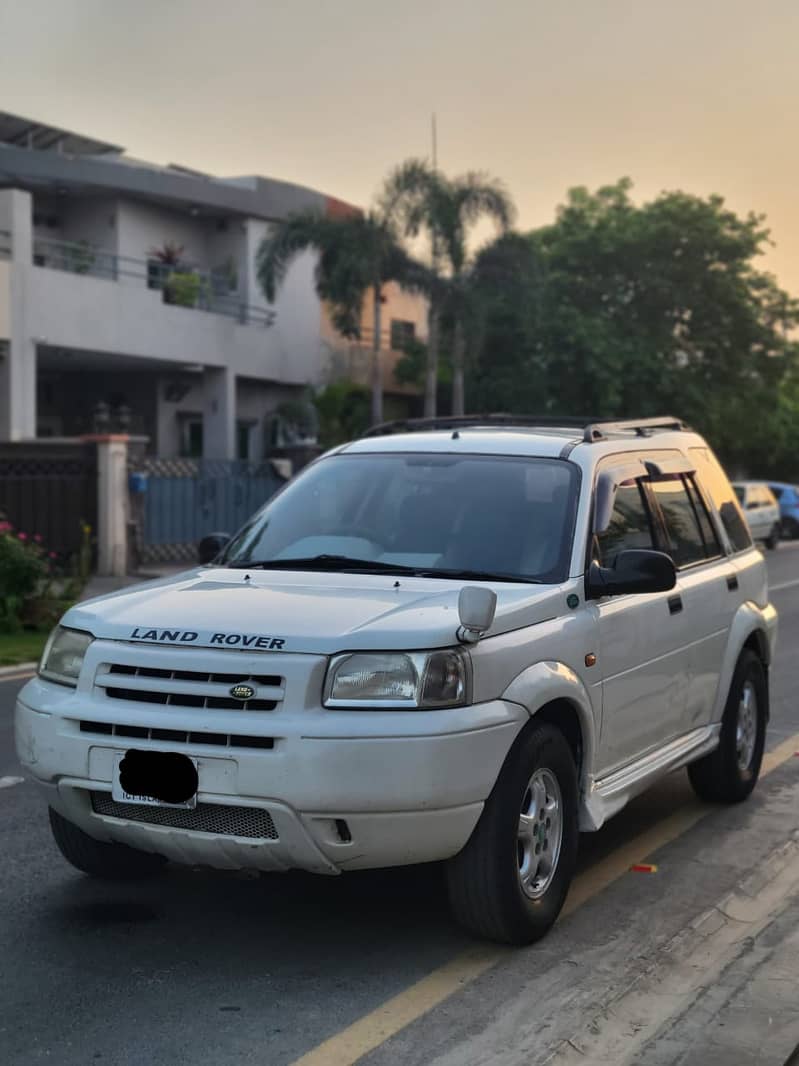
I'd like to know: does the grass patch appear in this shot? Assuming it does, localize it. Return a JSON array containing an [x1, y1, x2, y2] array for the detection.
[[0, 629, 48, 667]]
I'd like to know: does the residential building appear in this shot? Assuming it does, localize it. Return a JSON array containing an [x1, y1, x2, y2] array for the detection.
[[0, 112, 425, 459]]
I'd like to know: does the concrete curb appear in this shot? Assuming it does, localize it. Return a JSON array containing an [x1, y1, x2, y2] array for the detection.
[[0, 662, 37, 676]]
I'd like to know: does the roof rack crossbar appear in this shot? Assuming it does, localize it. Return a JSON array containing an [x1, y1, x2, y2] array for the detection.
[[360, 413, 689, 441]]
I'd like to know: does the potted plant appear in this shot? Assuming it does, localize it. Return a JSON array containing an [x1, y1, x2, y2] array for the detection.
[[148, 241, 185, 300]]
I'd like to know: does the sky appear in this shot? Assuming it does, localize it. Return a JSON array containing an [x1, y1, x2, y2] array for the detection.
[[2, 0, 799, 291]]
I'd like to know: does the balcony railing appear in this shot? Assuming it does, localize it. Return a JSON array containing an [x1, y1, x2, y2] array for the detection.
[[31, 236, 276, 328]]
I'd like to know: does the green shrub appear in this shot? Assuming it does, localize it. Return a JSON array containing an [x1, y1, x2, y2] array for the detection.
[[0, 524, 48, 632], [166, 271, 208, 308]]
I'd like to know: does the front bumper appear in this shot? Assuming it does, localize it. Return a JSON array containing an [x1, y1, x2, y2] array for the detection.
[[15, 672, 527, 874]]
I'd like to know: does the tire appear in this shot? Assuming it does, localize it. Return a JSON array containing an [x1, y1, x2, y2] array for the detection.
[[446, 721, 578, 945], [764, 525, 780, 551], [49, 807, 166, 879], [782, 517, 799, 540], [687, 649, 767, 804]]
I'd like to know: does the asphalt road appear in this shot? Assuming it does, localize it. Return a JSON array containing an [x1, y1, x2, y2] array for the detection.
[[1, 545, 798, 1066]]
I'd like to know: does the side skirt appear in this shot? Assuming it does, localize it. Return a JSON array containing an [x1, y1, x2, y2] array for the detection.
[[580, 724, 721, 831]]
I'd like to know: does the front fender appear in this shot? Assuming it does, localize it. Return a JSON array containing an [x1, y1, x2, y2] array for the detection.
[[502, 661, 600, 826]]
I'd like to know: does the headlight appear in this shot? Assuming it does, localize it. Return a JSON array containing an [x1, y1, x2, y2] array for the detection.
[[323, 650, 469, 709], [39, 626, 94, 687]]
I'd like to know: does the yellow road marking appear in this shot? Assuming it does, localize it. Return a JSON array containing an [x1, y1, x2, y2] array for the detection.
[[291, 730, 799, 1066]]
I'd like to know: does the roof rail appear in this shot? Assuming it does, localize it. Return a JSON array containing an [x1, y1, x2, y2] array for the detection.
[[582, 417, 689, 441], [360, 414, 600, 439], [361, 413, 690, 442]]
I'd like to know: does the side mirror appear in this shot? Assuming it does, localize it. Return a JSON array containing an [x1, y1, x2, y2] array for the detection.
[[586, 549, 676, 599], [198, 532, 231, 565], [457, 585, 497, 644]]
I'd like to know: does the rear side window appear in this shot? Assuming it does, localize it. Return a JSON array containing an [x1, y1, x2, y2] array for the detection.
[[596, 482, 656, 565], [689, 448, 752, 552], [650, 476, 720, 568]]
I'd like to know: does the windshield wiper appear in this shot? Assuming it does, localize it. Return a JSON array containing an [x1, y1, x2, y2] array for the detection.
[[226, 555, 421, 574], [226, 556, 541, 583], [418, 568, 542, 584]]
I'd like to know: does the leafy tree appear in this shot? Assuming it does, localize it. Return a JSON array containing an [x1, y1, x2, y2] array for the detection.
[[257, 210, 425, 426], [312, 380, 371, 447], [382, 160, 515, 416], [468, 179, 799, 475]]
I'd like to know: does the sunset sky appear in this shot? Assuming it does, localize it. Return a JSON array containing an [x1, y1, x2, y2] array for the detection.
[[2, 0, 798, 290]]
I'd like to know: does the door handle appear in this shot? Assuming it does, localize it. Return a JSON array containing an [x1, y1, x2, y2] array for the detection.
[[668, 595, 683, 615], [726, 574, 739, 591]]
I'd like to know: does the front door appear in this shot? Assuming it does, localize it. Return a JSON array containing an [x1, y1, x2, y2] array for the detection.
[[593, 471, 692, 775]]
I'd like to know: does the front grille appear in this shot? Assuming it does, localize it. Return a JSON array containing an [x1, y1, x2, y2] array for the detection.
[[96, 664, 284, 712], [79, 721, 274, 750], [90, 792, 279, 840]]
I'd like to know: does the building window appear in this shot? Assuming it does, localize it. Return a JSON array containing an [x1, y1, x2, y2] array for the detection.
[[179, 417, 204, 458], [390, 319, 416, 350], [237, 421, 255, 461]]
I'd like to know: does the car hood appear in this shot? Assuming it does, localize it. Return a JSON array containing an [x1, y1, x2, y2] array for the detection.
[[62, 567, 570, 655]]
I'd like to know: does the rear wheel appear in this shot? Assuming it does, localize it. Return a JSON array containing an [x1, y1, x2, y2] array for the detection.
[[447, 721, 578, 945], [49, 807, 166, 879], [764, 524, 780, 550], [687, 650, 767, 804]]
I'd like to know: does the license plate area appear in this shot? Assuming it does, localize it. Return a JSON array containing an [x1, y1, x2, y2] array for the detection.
[[112, 750, 199, 809]]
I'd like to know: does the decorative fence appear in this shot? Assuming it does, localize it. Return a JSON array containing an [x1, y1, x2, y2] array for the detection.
[[132, 457, 287, 564]]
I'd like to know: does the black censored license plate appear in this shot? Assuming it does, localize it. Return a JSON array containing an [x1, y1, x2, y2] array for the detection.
[[111, 750, 199, 809]]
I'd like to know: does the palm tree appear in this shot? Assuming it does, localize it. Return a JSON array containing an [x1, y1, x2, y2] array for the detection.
[[382, 160, 515, 416], [257, 209, 424, 426]]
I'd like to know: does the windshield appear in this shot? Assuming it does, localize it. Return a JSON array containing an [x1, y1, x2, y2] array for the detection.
[[221, 452, 579, 584]]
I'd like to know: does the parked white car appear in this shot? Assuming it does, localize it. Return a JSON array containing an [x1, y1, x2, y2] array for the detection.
[[16, 416, 777, 945], [732, 481, 781, 550]]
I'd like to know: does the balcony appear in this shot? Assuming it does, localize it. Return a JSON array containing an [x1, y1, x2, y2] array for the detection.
[[31, 236, 275, 328]]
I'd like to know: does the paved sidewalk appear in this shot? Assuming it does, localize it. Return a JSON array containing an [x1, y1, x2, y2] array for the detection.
[[641, 891, 799, 1065]]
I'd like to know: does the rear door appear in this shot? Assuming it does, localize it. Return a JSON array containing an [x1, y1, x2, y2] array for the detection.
[[647, 472, 733, 733]]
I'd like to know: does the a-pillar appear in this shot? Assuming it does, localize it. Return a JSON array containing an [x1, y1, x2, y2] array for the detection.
[[0, 188, 36, 441], [203, 366, 235, 459]]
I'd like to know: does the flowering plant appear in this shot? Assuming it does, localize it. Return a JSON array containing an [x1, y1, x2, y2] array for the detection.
[[0, 519, 49, 631]]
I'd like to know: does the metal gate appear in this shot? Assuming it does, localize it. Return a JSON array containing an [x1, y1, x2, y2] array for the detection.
[[134, 458, 286, 564], [0, 441, 98, 560]]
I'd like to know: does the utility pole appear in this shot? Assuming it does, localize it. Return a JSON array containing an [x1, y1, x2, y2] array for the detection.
[[426, 112, 440, 418]]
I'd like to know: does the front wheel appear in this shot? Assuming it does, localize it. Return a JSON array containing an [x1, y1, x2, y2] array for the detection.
[[447, 721, 578, 945], [764, 525, 780, 551], [687, 649, 767, 804]]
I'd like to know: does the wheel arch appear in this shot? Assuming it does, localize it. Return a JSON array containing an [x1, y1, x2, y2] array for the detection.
[[712, 602, 777, 724], [502, 661, 598, 819]]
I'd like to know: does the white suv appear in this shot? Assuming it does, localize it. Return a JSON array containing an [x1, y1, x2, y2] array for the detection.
[[732, 481, 781, 550], [15, 416, 777, 945]]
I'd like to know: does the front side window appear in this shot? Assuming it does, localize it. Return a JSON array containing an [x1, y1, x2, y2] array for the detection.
[[689, 448, 752, 552], [596, 481, 656, 566], [221, 452, 580, 584]]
